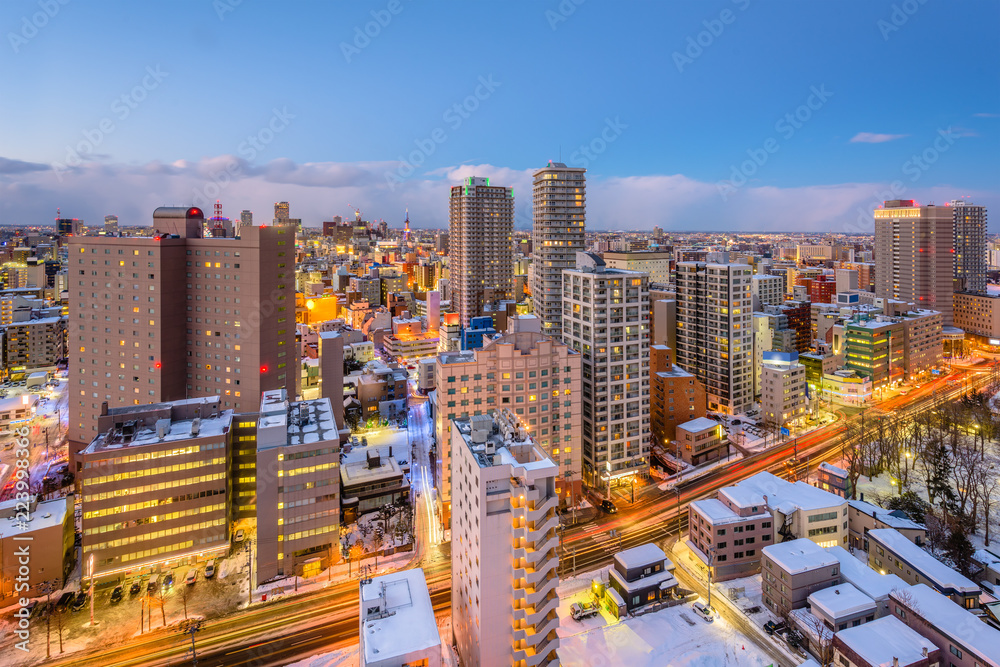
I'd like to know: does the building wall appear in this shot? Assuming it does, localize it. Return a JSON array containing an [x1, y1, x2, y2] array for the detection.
[[761, 554, 840, 617], [649, 345, 706, 444], [953, 291, 1000, 338], [688, 505, 772, 582], [761, 361, 807, 426], [887, 594, 990, 667]]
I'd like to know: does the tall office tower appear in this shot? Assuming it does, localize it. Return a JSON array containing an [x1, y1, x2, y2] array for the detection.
[[56, 217, 82, 237], [531, 161, 586, 338], [68, 206, 297, 465], [104, 215, 118, 235], [240, 210, 253, 230], [448, 176, 515, 328], [952, 200, 987, 294], [450, 410, 560, 667], [562, 253, 649, 488], [874, 200, 955, 325], [274, 201, 290, 223], [675, 262, 754, 415]]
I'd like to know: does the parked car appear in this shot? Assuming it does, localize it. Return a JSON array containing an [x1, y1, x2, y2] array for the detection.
[[234, 529, 245, 543], [71, 591, 88, 612], [693, 601, 714, 623], [147, 575, 159, 593], [110, 585, 124, 604], [56, 592, 75, 610], [185, 568, 197, 586], [599, 499, 617, 514], [763, 620, 786, 636], [204, 560, 216, 579], [129, 579, 142, 596], [163, 572, 174, 589]]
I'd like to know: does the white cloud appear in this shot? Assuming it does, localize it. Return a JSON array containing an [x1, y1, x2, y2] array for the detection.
[[849, 132, 908, 144]]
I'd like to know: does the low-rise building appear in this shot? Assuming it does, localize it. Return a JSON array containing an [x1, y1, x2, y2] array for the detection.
[[606, 543, 677, 617], [847, 500, 925, 552], [825, 545, 907, 618], [650, 345, 707, 444], [761, 538, 840, 616], [3, 315, 66, 369], [833, 616, 939, 667], [822, 369, 872, 407], [347, 364, 408, 419], [816, 463, 849, 498], [0, 496, 74, 597], [807, 582, 877, 631], [889, 584, 1000, 667], [760, 350, 807, 427], [954, 291, 1000, 341], [340, 448, 410, 523], [868, 528, 979, 608], [359, 568, 442, 667], [688, 495, 772, 581], [675, 417, 729, 466]]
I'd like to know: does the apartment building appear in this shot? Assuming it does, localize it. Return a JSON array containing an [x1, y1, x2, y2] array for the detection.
[[761, 538, 841, 616], [434, 331, 581, 521], [688, 494, 772, 581], [954, 291, 1000, 339], [898, 309, 943, 378], [847, 499, 926, 553], [346, 363, 408, 418], [952, 199, 988, 294], [80, 397, 231, 580], [359, 569, 442, 667], [254, 389, 340, 583], [531, 162, 586, 339], [760, 351, 807, 428], [675, 417, 728, 466], [3, 316, 67, 369], [752, 274, 784, 311], [675, 262, 753, 415], [603, 250, 671, 285], [450, 411, 560, 667], [449, 176, 514, 327], [68, 206, 297, 465], [874, 200, 955, 325], [833, 616, 939, 667], [562, 253, 650, 487], [349, 276, 381, 306], [867, 528, 979, 609], [826, 545, 908, 618], [650, 344, 707, 444], [889, 585, 1000, 667], [0, 496, 74, 597], [807, 582, 877, 631]]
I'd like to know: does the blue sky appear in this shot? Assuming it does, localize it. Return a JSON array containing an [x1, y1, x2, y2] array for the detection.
[[1, 0, 997, 231]]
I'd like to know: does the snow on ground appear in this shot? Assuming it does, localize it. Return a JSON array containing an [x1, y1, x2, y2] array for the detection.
[[285, 646, 359, 667]]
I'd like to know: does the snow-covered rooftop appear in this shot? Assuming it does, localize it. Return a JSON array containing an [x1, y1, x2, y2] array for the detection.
[[849, 499, 923, 531], [763, 538, 838, 575], [807, 583, 876, 620], [819, 462, 847, 477], [729, 471, 845, 514], [678, 416, 718, 433], [614, 543, 669, 571], [609, 565, 677, 594], [868, 528, 978, 594], [834, 616, 936, 666], [360, 568, 440, 664], [826, 546, 907, 601], [690, 498, 770, 525], [890, 584, 1000, 664]]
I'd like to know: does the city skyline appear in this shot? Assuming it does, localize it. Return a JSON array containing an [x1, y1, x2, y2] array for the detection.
[[1, 1, 997, 231]]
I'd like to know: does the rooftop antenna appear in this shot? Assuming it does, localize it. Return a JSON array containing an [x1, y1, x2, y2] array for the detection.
[[214, 200, 223, 220]]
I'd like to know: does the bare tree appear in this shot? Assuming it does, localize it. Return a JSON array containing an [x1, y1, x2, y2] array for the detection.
[[973, 458, 1000, 546], [802, 613, 835, 667]]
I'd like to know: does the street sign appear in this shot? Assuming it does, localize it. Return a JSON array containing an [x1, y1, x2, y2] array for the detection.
[[780, 427, 790, 436]]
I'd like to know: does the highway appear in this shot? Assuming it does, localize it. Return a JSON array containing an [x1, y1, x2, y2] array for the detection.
[[34, 364, 996, 667]]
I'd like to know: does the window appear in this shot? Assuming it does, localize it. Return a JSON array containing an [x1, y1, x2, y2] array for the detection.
[[949, 645, 962, 658]]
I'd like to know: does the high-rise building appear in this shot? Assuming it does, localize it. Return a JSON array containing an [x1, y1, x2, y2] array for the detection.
[[56, 217, 82, 237], [448, 176, 514, 328], [450, 410, 560, 667], [531, 162, 586, 338], [562, 253, 649, 487], [874, 200, 955, 325], [751, 275, 784, 311], [951, 199, 987, 294], [240, 210, 253, 230], [104, 215, 118, 235], [274, 201, 290, 223], [760, 351, 807, 427], [675, 262, 754, 415], [68, 206, 297, 465]]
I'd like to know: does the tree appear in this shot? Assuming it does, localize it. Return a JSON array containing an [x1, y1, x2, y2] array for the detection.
[[802, 613, 834, 667], [883, 491, 930, 523], [372, 524, 385, 570], [944, 526, 976, 578], [180, 584, 191, 620], [922, 441, 954, 509], [973, 461, 1000, 547], [151, 592, 167, 628]]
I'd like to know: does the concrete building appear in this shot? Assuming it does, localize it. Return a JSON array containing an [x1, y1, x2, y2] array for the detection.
[[0, 496, 74, 597], [841, 316, 905, 389], [531, 161, 586, 339], [603, 250, 671, 285], [675, 262, 753, 415], [434, 331, 582, 519], [68, 207, 297, 465], [347, 364, 408, 419], [847, 499, 926, 553], [832, 616, 939, 667], [450, 411, 560, 667], [952, 200, 988, 294], [826, 545, 908, 619], [650, 344, 706, 444], [807, 582, 877, 631], [752, 274, 784, 311], [761, 538, 841, 616], [888, 584, 1000, 667], [760, 350, 807, 428], [867, 528, 979, 609], [562, 253, 650, 487], [80, 397, 231, 580], [874, 200, 955, 325], [954, 291, 1000, 340], [255, 390, 340, 583], [688, 494, 772, 582], [449, 176, 514, 327], [675, 417, 728, 466], [360, 568, 442, 667], [651, 298, 676, 350], [3, 316, 67, 369], [606, 543, 677, 617]]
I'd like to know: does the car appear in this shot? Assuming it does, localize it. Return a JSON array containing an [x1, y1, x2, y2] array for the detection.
[[234, 529, 245, 543], [70, 591, 88, 612], [110, 585, 124, 604], [599, 499, 617, 514], [147, 575, 159, 593], [185, 568, 197, 586], [763, 620, 786, 636], [204, 560, 216, 579], [129, 580, 142, 596], [56, 592, 75, 610], [163, 572, 174, 589], [692, 601, 714, 622]]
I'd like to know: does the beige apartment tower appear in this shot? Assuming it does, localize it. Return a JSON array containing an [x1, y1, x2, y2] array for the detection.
[[874, 200, 955, 325], [68, 206, 297, 467], [449, 177, 515, 328], [531, 162, 586, 338]]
